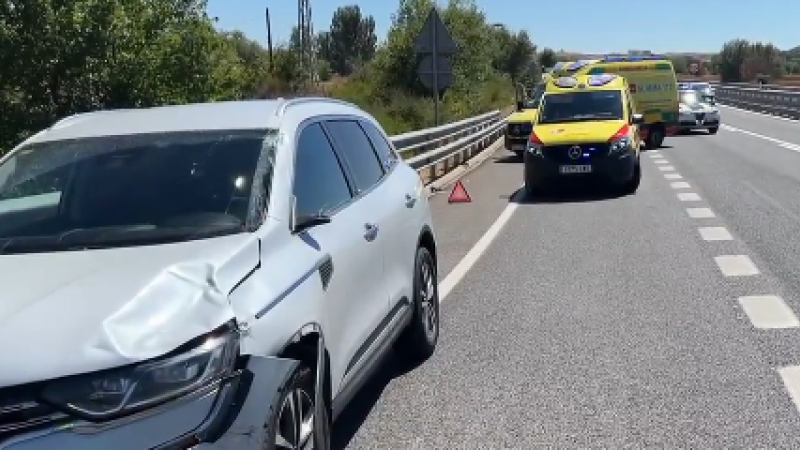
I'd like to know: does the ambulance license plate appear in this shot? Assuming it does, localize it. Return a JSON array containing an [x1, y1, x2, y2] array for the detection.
[[559, 165, 592, 174]]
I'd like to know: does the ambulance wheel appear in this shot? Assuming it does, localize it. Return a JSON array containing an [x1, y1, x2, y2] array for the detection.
[[708, 127, 719, 134], [621, 161, 641, 195], [646, 126, 665, 149]]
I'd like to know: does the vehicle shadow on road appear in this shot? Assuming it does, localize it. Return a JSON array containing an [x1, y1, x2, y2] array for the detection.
[[331, 350, 425, 449], [508, 185, 626, 204], [671, 130, 710, 137], [492, 153, 522, 164]]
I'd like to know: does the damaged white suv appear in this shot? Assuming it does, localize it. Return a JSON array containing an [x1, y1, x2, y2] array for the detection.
[[0, 98, 440, 449]]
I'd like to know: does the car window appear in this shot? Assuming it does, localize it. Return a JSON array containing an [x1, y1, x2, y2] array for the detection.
[[293, 123, 353, 217], [359, 120, 398, 171], [324, 120, 384, 192]]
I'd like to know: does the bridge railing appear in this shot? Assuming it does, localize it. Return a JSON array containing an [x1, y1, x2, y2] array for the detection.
[[704, 82, 800, 120], [390, 108, 512, 185]]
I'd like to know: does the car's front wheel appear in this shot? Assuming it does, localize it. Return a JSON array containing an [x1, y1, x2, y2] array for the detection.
[[394, 246, 439, 363], [267, 362, 331, 449], [708, 126, 719, 134]]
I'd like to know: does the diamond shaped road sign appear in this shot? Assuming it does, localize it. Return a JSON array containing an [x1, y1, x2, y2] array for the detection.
[[412, 7, 458, 55]]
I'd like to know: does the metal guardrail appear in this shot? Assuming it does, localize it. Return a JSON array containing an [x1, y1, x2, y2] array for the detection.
[[705, 82, 800, 119], [390, 109, 511, 185]]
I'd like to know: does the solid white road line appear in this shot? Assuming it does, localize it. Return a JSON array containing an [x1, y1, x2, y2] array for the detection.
[[687, 207, 715, 219], [659, 166, 675, 171], [721, 124, 800, 153], [670, 181, 691, 189], [664, 173, 683, 180], [698, 226, 733, 241], [654, 159, 669, 164], [714, 255, 760, 277], [678, 192, 702, 201], [738, 295, 800, 329], [438, 188, 521, 301]]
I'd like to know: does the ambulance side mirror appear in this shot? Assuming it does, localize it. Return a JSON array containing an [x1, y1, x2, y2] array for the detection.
[[516, 100, 524, 111], [631, 113, 644, 125]]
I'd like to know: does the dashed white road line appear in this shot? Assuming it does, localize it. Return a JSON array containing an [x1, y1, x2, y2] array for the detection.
[[649, 154, 663, 159], [664, 173, 683, 180], [670, 181, 691, 189], [778, 366, 800, 414], [738, 295, 800, 329], [699, 226, 733, 241], [677, 192, 702, 201], [654, 159, 669, 164], [659, 166, 675, 171], [715, 255, 760, 277], [687, 207, 715, 218]]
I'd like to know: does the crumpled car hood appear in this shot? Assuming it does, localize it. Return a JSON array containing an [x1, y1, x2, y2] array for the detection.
[[0, 233, 259, 387]]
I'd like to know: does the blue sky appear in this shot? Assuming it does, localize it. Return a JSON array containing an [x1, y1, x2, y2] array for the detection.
[[206, 0, 798, 54]]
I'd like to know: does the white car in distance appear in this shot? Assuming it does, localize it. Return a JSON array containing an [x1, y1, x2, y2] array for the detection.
[[678, 89, 720, 134], [0, 97, 441, 449]]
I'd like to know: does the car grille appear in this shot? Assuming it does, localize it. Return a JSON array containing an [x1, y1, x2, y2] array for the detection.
[[507, 122, 532, 138], [542, 143, 610, 164], [0, 384, 67, 442], [694, 112, 706, 121]]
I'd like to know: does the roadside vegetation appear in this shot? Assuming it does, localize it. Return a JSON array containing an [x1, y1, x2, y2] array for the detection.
[[0, 0, 539, 154]]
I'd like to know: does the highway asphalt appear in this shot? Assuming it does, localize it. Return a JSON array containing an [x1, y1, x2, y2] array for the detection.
[[333, 106, 800, 449]]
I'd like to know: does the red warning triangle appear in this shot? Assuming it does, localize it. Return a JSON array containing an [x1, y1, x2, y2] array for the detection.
[[448, 180, 471, 203]]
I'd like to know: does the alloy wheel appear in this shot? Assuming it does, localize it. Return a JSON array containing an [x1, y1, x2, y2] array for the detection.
[[419, 253, 439, 342], [275, 386, 316, 449]]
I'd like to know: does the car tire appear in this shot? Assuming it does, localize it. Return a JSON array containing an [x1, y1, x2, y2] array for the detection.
[[621, 160, 641, 194], [708, 127, 719, 134], [513, 150, 523, 159], [646, 126, 664, 149], [394, 246, 439, 363], [265, 361, 331, 450]]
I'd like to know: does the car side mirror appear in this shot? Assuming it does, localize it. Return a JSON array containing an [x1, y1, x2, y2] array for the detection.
[[290, 195, 331, 233], [631, 113, 644, 125]]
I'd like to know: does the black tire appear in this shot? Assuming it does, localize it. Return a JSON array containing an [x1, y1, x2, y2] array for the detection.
[[646, 126, 664, 149], [266, 362, 331, 450], [394, 246, 439, 363], [621, 160, 641, 194], [513, 150, 523, 159], [708, 127, 719, 134]]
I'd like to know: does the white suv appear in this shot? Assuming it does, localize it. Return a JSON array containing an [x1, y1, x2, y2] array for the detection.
[[0, 98, 440, 449]]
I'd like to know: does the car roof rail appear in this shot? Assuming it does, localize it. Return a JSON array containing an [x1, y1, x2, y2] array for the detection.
[[274, 96, 361, 116], [50, 109, 115, 129]]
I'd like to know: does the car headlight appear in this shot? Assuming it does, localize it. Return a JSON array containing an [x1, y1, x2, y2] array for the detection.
[[40, 326, 239, 422], [609, 136, 631, 154]]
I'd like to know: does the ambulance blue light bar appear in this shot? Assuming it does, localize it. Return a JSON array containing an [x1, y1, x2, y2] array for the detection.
[[553, 76, 579, 88], [602, 54, 668, 62], [587, 74, 617, 86], [566, 60, 590, 71]]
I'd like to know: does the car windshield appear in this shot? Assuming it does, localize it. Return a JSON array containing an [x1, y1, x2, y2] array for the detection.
[[0, 129, 276, 254], [538, 90, 623, 124], [679, 91, 701, 105]]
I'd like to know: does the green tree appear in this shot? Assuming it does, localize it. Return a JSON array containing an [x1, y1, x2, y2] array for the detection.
[[538, 48, 557, 70], [328, 5, 377, 76], [717, 39, 751, 82]]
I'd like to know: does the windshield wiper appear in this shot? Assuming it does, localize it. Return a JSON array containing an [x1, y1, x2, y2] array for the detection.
[[0, 224, 243, 254]]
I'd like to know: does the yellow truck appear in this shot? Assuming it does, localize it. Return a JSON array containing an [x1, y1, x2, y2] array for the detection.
[[552, 55, 679, 149], [523, 73, 643, 195]]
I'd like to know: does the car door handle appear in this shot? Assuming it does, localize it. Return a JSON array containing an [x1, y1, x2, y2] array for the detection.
[[405, 193, 417, 208], [363, 223, 379, 242]]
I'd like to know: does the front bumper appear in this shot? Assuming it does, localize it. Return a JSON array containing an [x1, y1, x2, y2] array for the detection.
[[524, 146, 636, 187], [0, 356, 299, 450], [678, 112, 720, 129]]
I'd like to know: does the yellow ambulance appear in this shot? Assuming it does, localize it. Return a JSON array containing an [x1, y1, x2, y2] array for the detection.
[[552, 55, 679, 149], [523, 74, 643, 195]]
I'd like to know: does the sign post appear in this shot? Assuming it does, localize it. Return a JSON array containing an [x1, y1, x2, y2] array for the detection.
[[413, 8, 458, 126]]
